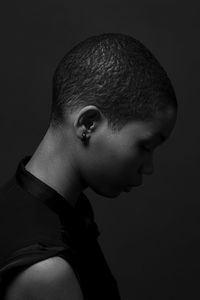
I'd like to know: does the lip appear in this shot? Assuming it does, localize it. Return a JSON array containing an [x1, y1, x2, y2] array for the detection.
[[123, 186, 133, 192], [126, 181, 143, 188], [127, 181, 142, 186]]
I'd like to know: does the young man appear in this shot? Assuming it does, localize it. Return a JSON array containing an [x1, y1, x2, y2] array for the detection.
[[0, 33, 177, 299]]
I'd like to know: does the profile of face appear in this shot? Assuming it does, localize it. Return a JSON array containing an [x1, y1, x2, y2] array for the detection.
[[76, 106, 177, 198]]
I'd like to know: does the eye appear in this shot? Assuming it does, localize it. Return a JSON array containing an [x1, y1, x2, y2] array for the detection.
[[139, 144, 152, 153], [143, 146, 152, 153]]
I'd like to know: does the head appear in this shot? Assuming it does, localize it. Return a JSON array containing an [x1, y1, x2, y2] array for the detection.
[[48, 33, 177, 197]]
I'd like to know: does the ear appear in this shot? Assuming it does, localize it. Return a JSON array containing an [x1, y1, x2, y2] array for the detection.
[[74, 105, 103, 142]]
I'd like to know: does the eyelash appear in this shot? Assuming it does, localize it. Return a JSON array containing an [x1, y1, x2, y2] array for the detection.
[[144, 147, 151, 153], [140, 145, 151, 153]]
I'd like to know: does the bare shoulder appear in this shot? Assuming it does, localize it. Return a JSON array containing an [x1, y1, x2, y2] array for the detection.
[[4, 256, 84, 300]]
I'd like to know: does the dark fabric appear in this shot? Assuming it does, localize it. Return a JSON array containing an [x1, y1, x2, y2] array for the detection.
[[0, 155, 121, 299]]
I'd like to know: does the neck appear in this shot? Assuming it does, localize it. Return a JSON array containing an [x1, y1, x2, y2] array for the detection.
[[25, 128, 88, 208]]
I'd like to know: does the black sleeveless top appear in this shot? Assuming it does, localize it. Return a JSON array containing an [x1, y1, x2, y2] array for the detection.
[[0, 155, 121, 299]]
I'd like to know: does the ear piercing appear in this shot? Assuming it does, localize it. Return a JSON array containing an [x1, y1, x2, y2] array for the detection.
[[81, 130, 87, 142]]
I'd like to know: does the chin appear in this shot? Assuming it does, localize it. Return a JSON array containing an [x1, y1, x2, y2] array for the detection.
[[90, 185, 121, 198]]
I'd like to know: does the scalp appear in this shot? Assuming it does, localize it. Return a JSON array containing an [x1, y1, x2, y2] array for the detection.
[[50, 33, 177, 132]]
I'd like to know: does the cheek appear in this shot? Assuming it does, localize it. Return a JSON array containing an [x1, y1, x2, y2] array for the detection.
[[89, 135, 142, 181], [106, 146, 142, 181], [120, 151, 142, 175]]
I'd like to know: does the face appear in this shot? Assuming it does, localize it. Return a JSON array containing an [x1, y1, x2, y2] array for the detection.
[[80, 107, 177, 198]]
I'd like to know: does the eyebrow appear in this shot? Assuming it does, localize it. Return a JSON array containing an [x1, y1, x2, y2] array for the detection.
[[142, 132, 167, 146], [144, 132, 166, 146]]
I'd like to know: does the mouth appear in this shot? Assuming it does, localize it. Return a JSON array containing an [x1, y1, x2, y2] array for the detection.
[[133, 182, 142, 187], [123, 186, 133, 192], [126, 181, 143, 188]]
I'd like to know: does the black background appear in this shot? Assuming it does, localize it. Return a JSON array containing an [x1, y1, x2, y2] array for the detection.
[[0, 1, 199, 299]]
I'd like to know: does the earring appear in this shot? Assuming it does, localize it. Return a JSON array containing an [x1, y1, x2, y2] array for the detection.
[[81, 131, 87, 142]]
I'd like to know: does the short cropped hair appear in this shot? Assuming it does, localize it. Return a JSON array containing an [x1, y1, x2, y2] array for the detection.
[[49, 33, 177, 132]]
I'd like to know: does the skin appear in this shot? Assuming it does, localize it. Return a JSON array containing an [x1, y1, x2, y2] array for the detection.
[[25, 104, 177, 207]]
